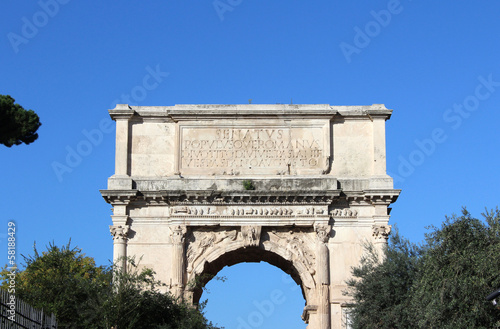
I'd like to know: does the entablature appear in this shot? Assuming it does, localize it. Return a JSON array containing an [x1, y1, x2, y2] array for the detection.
[[100, 187, 400, 208]]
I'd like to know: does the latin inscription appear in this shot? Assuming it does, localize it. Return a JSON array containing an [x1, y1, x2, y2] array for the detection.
[[180, 127, 324, 170]]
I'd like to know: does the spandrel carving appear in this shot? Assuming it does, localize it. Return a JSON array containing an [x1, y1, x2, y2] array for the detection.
[[269, 229, 316, 275], [186, 229, 238, 273]]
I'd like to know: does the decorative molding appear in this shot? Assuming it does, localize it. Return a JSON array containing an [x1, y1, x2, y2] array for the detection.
[[170, 205, 329, 217], [344, 189, 401, 206], [103, 189, 341, 206], [100, 190, 138, 205], [101, 188, 401, 210]]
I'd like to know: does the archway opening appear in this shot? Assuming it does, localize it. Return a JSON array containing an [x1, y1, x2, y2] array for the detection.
[[190, 246, 308, 304], [201, 262, 307, 329]]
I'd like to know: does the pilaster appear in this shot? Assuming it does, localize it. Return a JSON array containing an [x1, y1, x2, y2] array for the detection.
[[110, 224, 129, 272], [315, 223, 331, 329], [170, 225, 187, 299]]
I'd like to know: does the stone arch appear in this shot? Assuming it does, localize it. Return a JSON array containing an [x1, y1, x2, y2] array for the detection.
[[102, 102, 402, 328], [186, 230, 316, 306]]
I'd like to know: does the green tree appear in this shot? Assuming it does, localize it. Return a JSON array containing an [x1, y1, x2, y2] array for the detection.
[[83, 258, 221, 329], [410, 208, 500, 329], [1, 241, 109, 328], [0, 94, 41, 147], [346, 229, 421, 329], [1, 242, 220, 329], [347, 208, 500, 329]]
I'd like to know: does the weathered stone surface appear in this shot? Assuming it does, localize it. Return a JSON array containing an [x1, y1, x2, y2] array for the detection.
[[100, 104, 400, 329]]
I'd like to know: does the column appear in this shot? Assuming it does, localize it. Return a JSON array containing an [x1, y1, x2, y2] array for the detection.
[[170, 225, 187, 299], [109, 225, 129, 272], [372, 224, 392, 260], [315, 223, 331, 329]]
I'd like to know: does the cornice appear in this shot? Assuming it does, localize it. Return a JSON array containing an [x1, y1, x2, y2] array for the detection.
[[100, 189, 341, 205], [100, 189, 139, 204], [344, 189, 401, 205], [108, 104, 135, 120], [100, 187, 401, 206], [106, 104, 393, 122]]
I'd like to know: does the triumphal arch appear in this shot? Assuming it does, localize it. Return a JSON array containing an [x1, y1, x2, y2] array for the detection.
[[100, 103, 400, 329]]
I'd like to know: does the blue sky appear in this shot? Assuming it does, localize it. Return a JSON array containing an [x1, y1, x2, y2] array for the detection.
[[1, 1, 499, 328]]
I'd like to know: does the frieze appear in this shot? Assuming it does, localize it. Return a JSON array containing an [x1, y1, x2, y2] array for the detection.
[[329, 208, 358, 218], [170, 205, 329, 217], [172, 206, 218, 216]]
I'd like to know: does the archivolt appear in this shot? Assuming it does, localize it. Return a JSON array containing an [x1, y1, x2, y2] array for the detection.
[[186, 238, 316, 304]]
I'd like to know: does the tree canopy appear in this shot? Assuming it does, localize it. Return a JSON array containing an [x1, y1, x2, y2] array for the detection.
[[345, 230, 421, 328], [1, 242, 220, 329], [347, 208, 500, 329], [0, 94, 41, 147]]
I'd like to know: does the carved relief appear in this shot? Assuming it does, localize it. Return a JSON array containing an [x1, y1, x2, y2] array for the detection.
[[172, 206, 328, 217], [314, 223, 330, 243], [269, 230, 316, 275], [172, 206, 219, 216], [172, 206, 299, 217], [241, 226, 262, 247], [109, 225, 129, 242], [330, 208, 358, 218], [227, 207, 294, 216], [186, 229, 238, 273], [372, 224, 391, 240], [296, 207, 326, 215]]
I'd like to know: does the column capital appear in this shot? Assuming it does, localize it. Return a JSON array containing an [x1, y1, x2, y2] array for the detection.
[[372, 224, 392, 241], [314, 223, 331, 243], [110, 225, 130, 242], [170, 225, 187, 244]]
